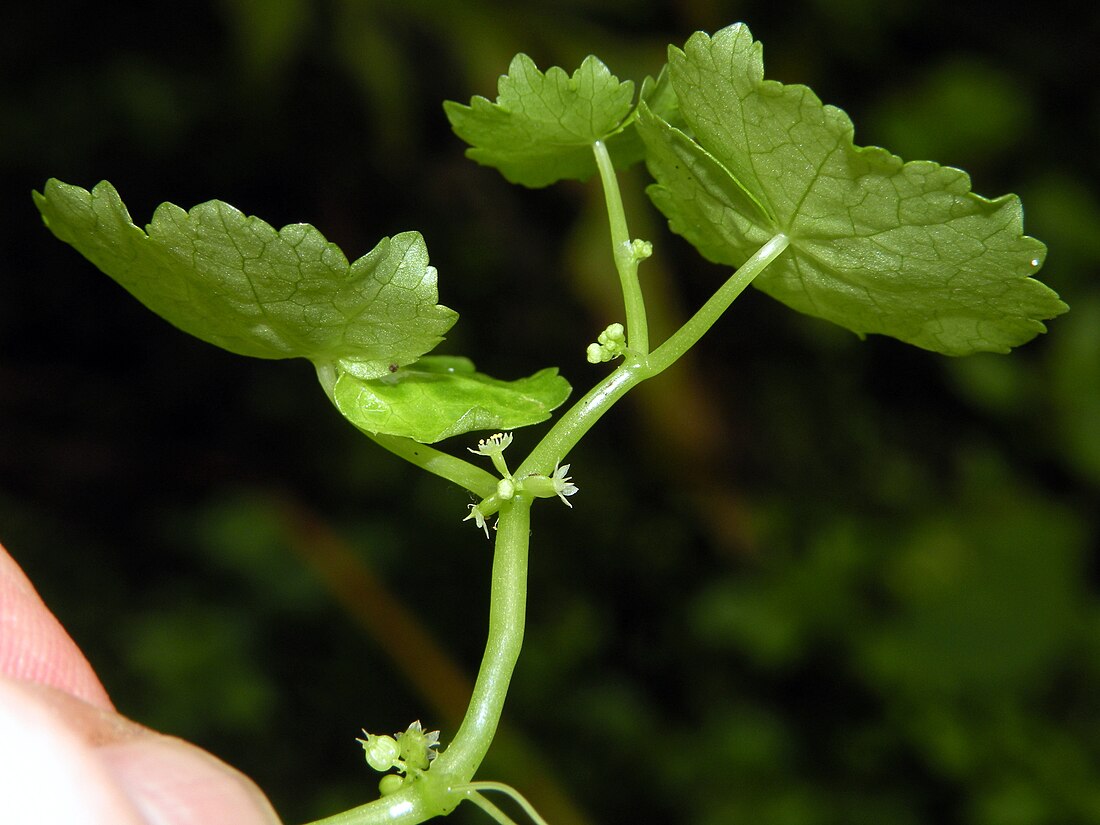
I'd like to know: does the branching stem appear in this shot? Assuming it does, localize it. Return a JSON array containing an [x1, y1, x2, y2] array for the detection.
[[592, 140, 648, 354], [649, 232, 790, 372], [306, 189, 788, 825], [518, 232, 789, 477]]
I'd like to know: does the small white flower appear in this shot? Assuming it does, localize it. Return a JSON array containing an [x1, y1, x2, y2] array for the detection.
[[468, 432, 514, 477], [468, 432, 513, 457], [521, 462, 579, 506], [464, 503, 490, 538], [549, 463, 578, 506]]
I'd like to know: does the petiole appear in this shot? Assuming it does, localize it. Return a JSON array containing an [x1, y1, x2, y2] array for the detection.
[[592, 139, 649, 354], [457, 782, 551, 825]]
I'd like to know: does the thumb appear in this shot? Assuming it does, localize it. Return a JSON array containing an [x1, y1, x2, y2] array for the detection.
[[0, 677, 281, 825]]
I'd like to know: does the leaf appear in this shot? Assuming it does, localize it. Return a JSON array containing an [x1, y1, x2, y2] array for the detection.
[[598, 66, 685, 175], [636, 24, 1067, 355], [444, 54, 636, 187], [332, 356, 572, 443], [34, 179, 457, 379]]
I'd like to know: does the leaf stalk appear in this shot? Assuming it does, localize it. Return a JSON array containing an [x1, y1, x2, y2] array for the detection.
[[592, 140, 649, 354], [518, 232, 789, 477]]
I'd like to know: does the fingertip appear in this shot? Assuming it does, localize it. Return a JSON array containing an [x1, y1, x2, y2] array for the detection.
[[0, 678, 144, 825], [100, 735, 282, 825], [0, 543, 113, 709]]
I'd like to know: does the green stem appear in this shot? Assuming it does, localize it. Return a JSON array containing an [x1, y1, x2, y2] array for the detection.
[[302, 497, 532, 825], [518, 232, 789, 477], [516, 359, 644, 479], [649, 232, 789, 373], [304, 235, 790, 825], [592, 140, 648, 354], [432, 496, 531, 776], [462, 793, 515, 825], [367, 433, 499, 499], [458, 782, 551, 825], [300, 782, 438, 825]]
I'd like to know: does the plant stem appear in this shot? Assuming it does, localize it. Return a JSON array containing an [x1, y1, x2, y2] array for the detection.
[[368, 433, 499, 499], [304, 234, 789, 825], [592, 140, 648, 354], [515, 360, 644, 479], [458, 782, 551, 825], [432, 496, 532, 776], [462, 793, 516, 825], [648, 232, 789, 372], [302, 496, 533, 825], [517, 232, 789, 477]]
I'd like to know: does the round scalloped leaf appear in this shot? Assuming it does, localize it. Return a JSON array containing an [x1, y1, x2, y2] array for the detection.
[[34, 179, 457, 379], [637, 24, 1067, 355], [444, 54, 636, 187]]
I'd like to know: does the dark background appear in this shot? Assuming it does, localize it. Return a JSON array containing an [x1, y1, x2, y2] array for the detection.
[[2, 1, 1098, 823]]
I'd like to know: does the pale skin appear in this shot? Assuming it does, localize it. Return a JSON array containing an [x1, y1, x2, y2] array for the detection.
[[0, 542, 281, 825]]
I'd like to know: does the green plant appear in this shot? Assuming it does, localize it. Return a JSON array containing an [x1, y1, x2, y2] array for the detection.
[[33, 22, 1065, 825]]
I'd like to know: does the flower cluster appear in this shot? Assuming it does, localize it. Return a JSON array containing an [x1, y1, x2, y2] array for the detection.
[[464, 432, 580, 535], [358, 720, 441, 788], [586, 322, 627, 363]]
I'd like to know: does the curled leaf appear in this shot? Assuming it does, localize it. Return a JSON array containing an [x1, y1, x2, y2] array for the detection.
[[333, 356, 571, 443]]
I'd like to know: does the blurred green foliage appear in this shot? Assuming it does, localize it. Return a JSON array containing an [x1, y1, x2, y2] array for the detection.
[[1, 1, 1097, 824]]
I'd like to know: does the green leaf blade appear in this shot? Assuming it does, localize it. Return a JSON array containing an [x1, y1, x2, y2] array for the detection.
[[640, 24, 1067, 355], [34, 179, 457, 377], [636, 104, 774, 259], [333, 356, 572, 443], [444, 54, 636, 187]]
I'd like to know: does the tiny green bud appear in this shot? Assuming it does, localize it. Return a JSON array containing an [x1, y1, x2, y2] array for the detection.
[[587, 322, 627, 363], [599, 322, 626, 346], [359, 732, 401, 773], [631, 239, 653, 261], [378, 774, 404, 796], [359, 721, 441, 779], [497, 477, 515, 500]]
